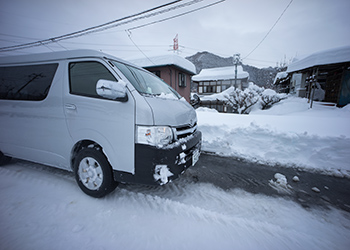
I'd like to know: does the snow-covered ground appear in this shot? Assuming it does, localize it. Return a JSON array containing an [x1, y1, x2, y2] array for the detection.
[[197, 96, 350, 177], [1, 161, 350, 250], [1, 96, 350, 249]]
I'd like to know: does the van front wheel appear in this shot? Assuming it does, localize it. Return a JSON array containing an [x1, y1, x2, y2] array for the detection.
[[74, 148, 117, 198]]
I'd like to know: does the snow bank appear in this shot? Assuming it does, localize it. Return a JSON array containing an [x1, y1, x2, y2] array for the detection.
[[197, 97, 350, 176]]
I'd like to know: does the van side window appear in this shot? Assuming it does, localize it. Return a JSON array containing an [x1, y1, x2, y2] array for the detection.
[[0, 63, 58, 101], [69, 61, 116, 98]]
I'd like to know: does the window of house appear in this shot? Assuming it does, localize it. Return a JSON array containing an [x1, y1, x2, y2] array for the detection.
[[69, 61, 116, 98], [178, 72, 186, 87], [151, 70, 161, 78], [0, 63, 58, 101], [206, 86, 216, 93]]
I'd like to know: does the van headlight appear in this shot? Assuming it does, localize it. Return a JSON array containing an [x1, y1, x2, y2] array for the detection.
[[136, 126, 173, 147]]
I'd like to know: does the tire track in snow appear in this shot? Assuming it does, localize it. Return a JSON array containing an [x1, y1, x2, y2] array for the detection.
[[1, 161, 350, 250]]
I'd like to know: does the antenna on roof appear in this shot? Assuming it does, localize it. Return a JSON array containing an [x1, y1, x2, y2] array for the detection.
[[173, 34, 179, 53]]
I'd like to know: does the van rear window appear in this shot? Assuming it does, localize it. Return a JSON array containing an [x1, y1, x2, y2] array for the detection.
[[0, 63, 58, 101]]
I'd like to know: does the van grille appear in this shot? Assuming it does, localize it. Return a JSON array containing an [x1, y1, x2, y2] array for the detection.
[[175, 123, 197, 140]]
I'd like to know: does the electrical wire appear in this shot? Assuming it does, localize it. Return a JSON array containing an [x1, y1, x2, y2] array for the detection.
[[243, 0, 293, 60], [128, 0, 225, 31], [126, 30, 156, 65], [0, 0, 204, 52], [125, 0, 225, 65]]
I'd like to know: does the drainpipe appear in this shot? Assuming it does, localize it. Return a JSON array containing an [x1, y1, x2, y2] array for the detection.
[[168, 66, 173, 89]]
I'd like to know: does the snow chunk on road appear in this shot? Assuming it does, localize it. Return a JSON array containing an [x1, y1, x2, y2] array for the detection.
[[269, 173, 293, 194], [293, 176, 300, 182]]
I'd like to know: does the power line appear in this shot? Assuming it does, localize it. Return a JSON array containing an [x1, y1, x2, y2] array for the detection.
[[0, 0, 204, 52], [128, 0, 225, 31], [126, 30, 156, 65], [125, 0, 225, 65], [243, 0, 293, 60]]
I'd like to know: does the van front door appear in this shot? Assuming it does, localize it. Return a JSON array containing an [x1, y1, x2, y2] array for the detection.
[[64, 60, 135, 174]]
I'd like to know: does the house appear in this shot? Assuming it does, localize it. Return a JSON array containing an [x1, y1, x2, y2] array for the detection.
[[285, 46, 350, 106], [129, 53, 196, 102], [192, 66, 249, 95], [273, 71, 290, 93]]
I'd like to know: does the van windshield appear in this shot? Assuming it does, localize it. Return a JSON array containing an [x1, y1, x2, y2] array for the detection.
[[111, 60, 180, 99]]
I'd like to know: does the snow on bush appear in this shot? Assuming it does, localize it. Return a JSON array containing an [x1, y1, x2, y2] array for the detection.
[[260, 89, 286, 110], [224, 86, 260, 114], [224, 83, 286, 114]]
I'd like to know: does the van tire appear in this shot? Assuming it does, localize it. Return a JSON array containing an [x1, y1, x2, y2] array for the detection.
[[74, 148, 117, 198], [0, 151, 11, 166]]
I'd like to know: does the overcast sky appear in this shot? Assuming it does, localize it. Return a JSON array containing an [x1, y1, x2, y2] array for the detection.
[[1, 0, 349, 68]]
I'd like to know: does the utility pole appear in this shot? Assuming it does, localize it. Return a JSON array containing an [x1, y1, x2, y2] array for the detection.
[[233, 54, 241, 89]]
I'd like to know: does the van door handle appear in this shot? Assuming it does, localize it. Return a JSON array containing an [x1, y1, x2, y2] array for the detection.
[[65, 104, 77, 110]]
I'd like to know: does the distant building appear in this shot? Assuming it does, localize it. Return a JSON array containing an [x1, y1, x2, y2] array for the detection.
[[192, 66, 249, 95], [129, 54, 196, 102], [273, 71, 290, 93], [284, 46, 350, 106]]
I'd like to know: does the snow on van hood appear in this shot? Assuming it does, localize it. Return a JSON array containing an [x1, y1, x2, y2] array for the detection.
[[145, 96, 197, 127]]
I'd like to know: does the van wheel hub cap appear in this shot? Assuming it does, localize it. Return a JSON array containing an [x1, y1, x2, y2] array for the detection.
[[78, 157, 103, 190]]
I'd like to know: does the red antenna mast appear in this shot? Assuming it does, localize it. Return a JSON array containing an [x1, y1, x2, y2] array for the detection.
[[173, 34, 178, 51]]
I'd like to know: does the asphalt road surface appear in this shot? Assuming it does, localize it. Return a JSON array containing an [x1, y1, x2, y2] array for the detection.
[[4, 154, 350, 213], [185, 153, 350, 212]]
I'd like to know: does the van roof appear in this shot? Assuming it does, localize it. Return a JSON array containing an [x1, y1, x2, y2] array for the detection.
[[0, 49, 127, 65]]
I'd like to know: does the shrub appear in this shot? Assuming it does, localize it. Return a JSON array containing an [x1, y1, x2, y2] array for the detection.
[[224, 83, 285, 114]]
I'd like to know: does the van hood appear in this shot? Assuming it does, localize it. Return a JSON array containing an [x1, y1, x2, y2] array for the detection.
[[144, 97, 197, 127]]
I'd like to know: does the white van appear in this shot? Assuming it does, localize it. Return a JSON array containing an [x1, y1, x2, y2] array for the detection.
[[0, 50, 201, 197]]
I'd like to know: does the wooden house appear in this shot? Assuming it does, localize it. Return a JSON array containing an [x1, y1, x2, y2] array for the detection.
[[285, 46, 350, 106], [129, 54, 196, 103]]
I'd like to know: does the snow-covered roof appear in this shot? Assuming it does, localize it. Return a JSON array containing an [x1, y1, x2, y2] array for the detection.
[[192, 66, 249, 82], [128, 53, 196, 75], [273, 71, 288, 84], [287, 46, 350, 73]]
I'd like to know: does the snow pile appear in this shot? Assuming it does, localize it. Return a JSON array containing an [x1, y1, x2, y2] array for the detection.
[[157, 92, 179, 100], [197, 96, 350, 176], [269, 173, 293, 194]]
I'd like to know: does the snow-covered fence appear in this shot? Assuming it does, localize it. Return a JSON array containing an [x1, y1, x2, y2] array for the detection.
[[198, 99, 229, 113]]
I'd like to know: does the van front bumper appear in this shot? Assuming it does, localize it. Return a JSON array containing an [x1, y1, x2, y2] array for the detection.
[[114, 130, 201, 185]]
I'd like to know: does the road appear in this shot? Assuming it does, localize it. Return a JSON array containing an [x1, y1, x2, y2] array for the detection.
[[3, 153, 350, 212], [185, 153, 350, 212]]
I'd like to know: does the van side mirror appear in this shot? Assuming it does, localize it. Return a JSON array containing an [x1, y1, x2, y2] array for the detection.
[[190, 93, 200, 107], [96, 79, 128, 102]]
